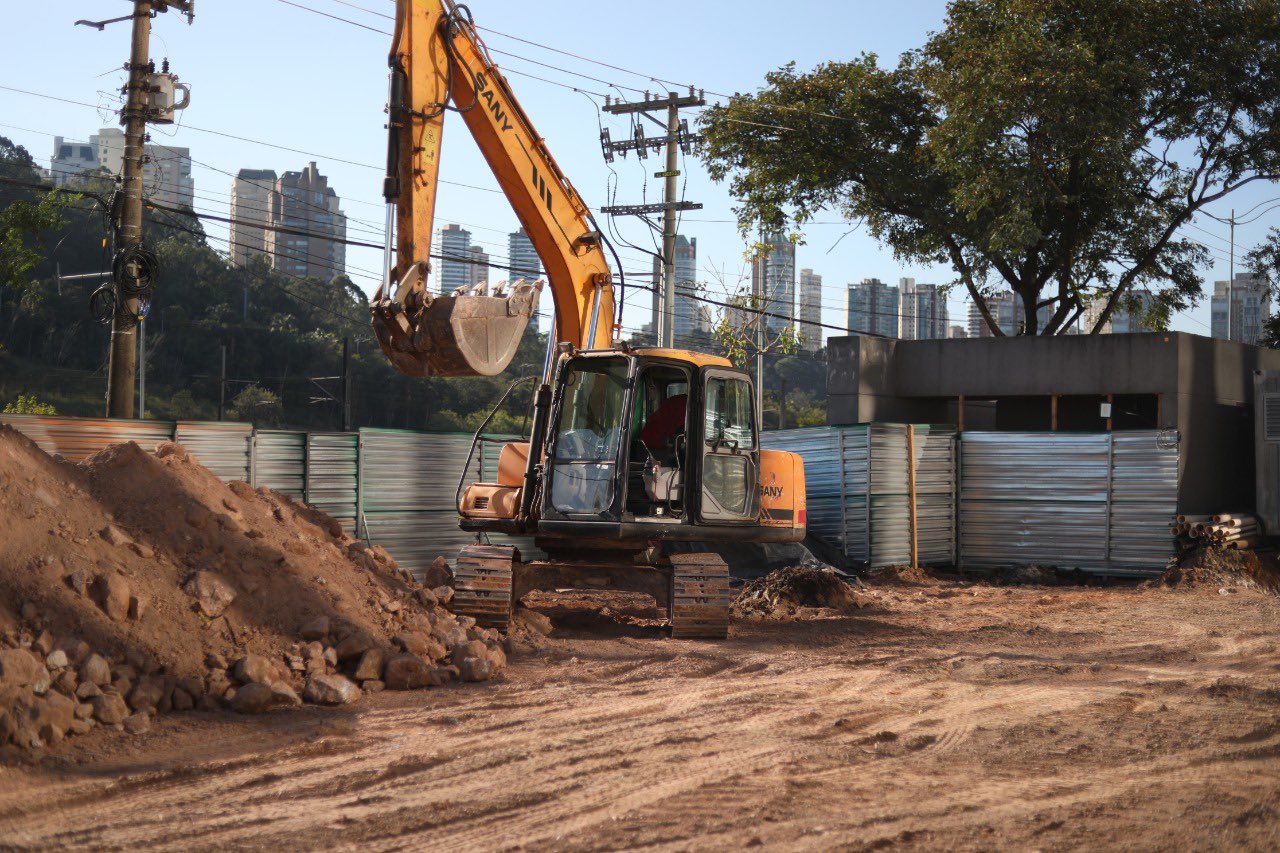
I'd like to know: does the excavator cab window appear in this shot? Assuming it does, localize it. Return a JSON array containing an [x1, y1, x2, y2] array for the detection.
[[548, 358, 629, 516], [698, 369, 760, 522], [627, 364, 691, 516]]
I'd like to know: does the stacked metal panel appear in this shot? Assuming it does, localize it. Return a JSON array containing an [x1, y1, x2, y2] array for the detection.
[[0, 414, 172, 461], [959, 431, 1177, 575], [763, 423, 957, 568], [175, 421, 252, 483], [304, 432, 359, 534], [358, 429, 480, 582], [252, 430, 306, 500]]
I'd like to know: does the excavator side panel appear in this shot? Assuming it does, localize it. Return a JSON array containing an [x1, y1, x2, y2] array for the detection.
[[759, 449, 807, 541]]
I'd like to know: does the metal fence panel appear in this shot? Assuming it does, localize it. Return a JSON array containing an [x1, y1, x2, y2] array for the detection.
[[959, 431, 1176, 575], [175, 421, 252, 483], [252, 430, 306, 500], [0, 413, 173, 461], [305, 432, 358, 533]]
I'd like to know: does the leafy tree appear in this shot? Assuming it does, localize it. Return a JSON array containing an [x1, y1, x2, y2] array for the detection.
[[227, 384, 284, 428], [0, 137, 77, 302], [1249, 227, 1280, 347], [701, 0, 1280, 336], [2, 393, 57, 415]]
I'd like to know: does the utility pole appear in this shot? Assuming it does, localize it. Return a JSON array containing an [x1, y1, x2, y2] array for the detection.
[[601, 89, 705, 347], [217, 344, 227, 421], [80, 0, 192, 418]]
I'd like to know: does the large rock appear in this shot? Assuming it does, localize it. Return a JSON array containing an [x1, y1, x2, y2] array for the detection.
[[268, 681, 302, 707], [127, 676, 167, 713], [394, 632, 445, 662], [382, 654, 453, 690], [0, 649, 48, 689], [422, 555, 453, 589], [234, 654, 278, 686], [31, 692, 76, 743], [514, 608, 554, 637], [123, 712, 151, 734], [304, 673, 361, 706], [451, 640, 491, 668], [354, 648, 384, 682], [92, 692, 129, 725], [458, 657, 494, 682], [79, 653, 111, 687], [231, 682, 275, 714], [183, 571, 237, 618], [333, 632, 372, 661], [55, 636, 91, 666]]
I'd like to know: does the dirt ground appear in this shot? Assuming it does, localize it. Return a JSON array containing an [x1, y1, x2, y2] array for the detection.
[[1, 573, 1278, 851]]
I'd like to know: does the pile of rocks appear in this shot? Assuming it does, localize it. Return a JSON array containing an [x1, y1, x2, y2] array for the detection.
[[732, 564, 869, 620], [0, 427, 508, 754]]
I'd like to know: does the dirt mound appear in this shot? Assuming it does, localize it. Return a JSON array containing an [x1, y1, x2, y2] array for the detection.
[[862, 564, 940, 585], [0, 426, 505, 755], [1151, 546, 1280, 594], [732, 565, 869, 620]]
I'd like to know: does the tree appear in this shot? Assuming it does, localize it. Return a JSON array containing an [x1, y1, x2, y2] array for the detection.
[[1248, 227, 1280, 347], [227, 385, 284, 428], [2, 394, 56, 415], [701, 0, 1280, 336], [0, 137, 76, 302]]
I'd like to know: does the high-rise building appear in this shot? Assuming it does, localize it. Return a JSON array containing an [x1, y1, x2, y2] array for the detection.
[[967, 292, 1052, 336], [264, 162, 347, 281], [948, 324, 967, 339], [798, 268, 823, 351], [751, 230, 796, 338], [467, 245, 490, 287], [846, 278, 899, 338], [507, 228, 542, 281], [1211, 273, 1269, 345], [1083, 288, 1156, 334], [229, 169, 277, 267], [51, 128, 193, 209], [650, 235, 702, 346], [435, 224, 472, 294], [899, 278, 949, 340]]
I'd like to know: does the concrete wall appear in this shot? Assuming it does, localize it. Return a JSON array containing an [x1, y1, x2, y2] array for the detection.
[[826, 331, 1280, 514]]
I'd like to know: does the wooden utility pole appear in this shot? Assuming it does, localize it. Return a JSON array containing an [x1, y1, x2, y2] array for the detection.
[[84, 0, 192, 417], [104, 0, 153, 418]]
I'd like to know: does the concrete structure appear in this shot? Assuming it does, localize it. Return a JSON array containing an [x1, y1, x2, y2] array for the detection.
[[846, 278, 899, 338], [51, 128, 194, 209], [798, 268, 823, 351], [435, 224, 472, 294], [1084, 288, 1156, 334], [827, 332, 1280, 512], [751, 230, 796, 338], [468, 245, 489, 287], [1212, 273, 1269, 345], [229, 169, 277, 267], [899, 278, 948, 340], [265, 162, 347, 281]]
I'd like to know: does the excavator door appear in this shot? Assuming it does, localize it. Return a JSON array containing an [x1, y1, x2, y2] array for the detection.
[[696, 367, 760, 523]]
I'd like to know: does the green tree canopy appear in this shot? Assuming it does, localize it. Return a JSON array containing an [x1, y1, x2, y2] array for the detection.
[[701, 0, 1280, 336]]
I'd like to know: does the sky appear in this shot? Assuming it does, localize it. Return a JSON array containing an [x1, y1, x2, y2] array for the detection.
[[4, 0, 1278, 344]]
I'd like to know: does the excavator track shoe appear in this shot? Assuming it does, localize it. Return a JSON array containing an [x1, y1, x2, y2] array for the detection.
[[453, 544, 517, 630], [670, 553, 731, 640]]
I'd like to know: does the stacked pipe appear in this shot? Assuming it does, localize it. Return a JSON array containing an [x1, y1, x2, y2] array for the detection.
[[1170, 513, 1263, 550]]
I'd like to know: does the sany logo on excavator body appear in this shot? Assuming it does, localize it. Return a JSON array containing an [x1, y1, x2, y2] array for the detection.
[[472, 72, 514, 132], [761, 484, 784, 499]]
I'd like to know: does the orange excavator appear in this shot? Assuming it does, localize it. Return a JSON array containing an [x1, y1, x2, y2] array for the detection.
[[371, 0, 806, 638]]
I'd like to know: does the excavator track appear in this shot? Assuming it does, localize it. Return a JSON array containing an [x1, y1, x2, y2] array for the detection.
[[669, 552, 731, 640], [453, 544, 516, 630]]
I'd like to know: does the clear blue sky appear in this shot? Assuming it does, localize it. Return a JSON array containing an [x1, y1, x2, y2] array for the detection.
[[4, 0, 1275, 341]]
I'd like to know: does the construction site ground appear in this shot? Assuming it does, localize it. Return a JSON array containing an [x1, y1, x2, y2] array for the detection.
[[2, 573, 1279, 850]]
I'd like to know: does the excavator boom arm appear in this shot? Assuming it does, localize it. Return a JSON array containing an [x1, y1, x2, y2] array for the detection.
[[372, 0, 615, 377]]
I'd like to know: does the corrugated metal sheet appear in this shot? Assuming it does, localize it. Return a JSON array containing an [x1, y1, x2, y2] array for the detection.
[[960, 431, 1177, 576], [253, 430, 306, 500], [175, 421, 252, 483], [0, 413, 173, 461], [764, 423, 957, 568], [304, 432, 359, 533]]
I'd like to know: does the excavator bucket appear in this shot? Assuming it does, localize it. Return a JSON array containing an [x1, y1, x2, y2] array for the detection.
[[371, 263, 542, 377]]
